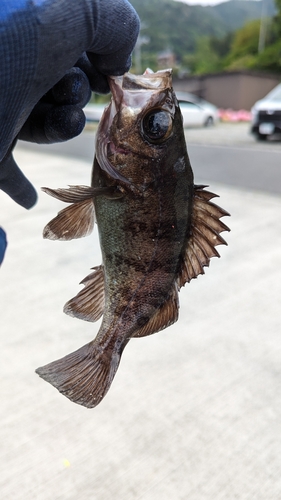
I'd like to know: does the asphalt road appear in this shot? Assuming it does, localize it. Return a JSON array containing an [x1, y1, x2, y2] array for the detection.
[[1, 123, 281, 499], [188, 142, 281, 196], [18, 122, 281, 196]]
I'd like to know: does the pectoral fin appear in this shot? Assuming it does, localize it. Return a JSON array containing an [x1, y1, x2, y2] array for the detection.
[[178, 185, 230, 286], [42, 185, 118, 240], [64, 265, 105, 322], [42, 185, 99, 203], [43, 198, 95, 240]]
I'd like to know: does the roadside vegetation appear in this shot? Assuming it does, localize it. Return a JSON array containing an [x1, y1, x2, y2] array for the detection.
[[129, 0, 281, 75]]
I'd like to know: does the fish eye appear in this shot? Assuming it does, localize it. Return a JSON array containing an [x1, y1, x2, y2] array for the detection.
[[141, 109, 173, 143]]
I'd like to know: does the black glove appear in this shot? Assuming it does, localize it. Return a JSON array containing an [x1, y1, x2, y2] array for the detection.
[[0, 0, 140, 209], [0, 227, 7, 265]]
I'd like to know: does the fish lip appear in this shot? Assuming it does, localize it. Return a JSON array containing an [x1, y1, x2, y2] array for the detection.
[[108, 70, 173, 112], [109, 70, 173, 94]]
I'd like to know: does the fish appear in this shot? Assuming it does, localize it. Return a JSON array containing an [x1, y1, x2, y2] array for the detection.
[[36, 69, 230, 409]]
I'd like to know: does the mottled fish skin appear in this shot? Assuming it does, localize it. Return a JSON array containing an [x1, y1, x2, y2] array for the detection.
[[92, 74, 193, 339], [36, 70, 230, 408]]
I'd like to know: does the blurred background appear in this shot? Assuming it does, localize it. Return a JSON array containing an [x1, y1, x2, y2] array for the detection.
[[1, 0, 281, 499], [130, 0, 280, 81]]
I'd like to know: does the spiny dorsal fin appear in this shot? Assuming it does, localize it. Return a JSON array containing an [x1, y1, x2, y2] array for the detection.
[[178, 185, 230, 287], [133, 285, 179, 338], [64, 265, 105, 322]]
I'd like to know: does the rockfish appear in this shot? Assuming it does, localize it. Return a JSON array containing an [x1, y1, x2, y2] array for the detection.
[[36, 69, 230, 408]]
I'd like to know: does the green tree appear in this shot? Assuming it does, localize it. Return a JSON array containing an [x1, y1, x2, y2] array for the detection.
[[209, 32, 233, 59], [254, 39, 281, 71], [226, 19, 260, 62], [183, 36, 222, 74], [221, 0, 281, 72], [274, 0, 281, 35]]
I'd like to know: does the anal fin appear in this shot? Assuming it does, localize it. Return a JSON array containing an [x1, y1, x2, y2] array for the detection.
[[64, 265, 105, 322], [133, 285, 179, 338]]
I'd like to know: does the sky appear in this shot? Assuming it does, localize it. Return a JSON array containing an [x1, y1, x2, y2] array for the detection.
[[174, 0, 227, 5], [175, 0, 259, 6]]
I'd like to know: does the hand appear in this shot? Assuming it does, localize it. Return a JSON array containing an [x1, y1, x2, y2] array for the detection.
[[0, 228, 7, 266], [0, 0, 139, 209]]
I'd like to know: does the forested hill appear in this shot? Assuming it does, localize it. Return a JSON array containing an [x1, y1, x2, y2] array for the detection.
[[129, 0, 276, 64], [207, 0, 275, 31]]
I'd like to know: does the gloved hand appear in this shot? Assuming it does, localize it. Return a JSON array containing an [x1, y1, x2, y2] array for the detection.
[[0, 228, 7, 265], [0, 0, 139, 209]]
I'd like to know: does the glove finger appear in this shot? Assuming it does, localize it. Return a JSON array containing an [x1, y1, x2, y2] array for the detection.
[[75, 54, 110, 94], [87, 52, 132, 78], [0, 227, 8, 265], [19, 103, 86, 144], [52, 67, 91, 107], [45, 105, 86, 142], [87, 0, 140, 76], [0, 152, 37, 209]]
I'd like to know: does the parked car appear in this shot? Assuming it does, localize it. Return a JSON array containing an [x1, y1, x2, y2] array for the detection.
[[251, 84, 281, 141], [84, 91, 219, 128], [176, 91, 219, 127], [84, 103, 108, 122]]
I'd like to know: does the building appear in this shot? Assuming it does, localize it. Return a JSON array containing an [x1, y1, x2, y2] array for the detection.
[[173, 70, 281, 110], [157, 50, 176, 70]]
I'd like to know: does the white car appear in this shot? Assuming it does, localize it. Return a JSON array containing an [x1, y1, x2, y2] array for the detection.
[[84, 92, 219, 128], [251, 84, 281, 141], [84, 103, 108, 122], [176, 92, 219, 127]]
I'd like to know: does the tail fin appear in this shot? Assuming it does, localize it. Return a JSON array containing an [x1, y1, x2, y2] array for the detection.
[[35, 340, 122, 408]]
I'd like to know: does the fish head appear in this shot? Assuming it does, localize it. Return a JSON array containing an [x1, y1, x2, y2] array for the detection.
[[95, 69, 188, 191]]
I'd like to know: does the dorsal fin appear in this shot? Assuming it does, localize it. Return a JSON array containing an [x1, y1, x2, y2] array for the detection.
[[63, 265, 105, 322], [133, 285, 179, 338], [178, 185, 230, 287]]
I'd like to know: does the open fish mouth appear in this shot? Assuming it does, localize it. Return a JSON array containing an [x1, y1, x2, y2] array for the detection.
[[94, 86, 133, 189], [95, 70, 174, 192], [94, 102, 131, 189], [108, 69, 173, 107]]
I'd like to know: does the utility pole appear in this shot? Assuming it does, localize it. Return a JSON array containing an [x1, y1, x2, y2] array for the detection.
[[258, 0, 267, 53], [134, 23, 150, 74]]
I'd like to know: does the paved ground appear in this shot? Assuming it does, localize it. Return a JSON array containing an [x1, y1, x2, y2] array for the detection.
[[185, 121, 281, 153], [1, 124, 281, 499]]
